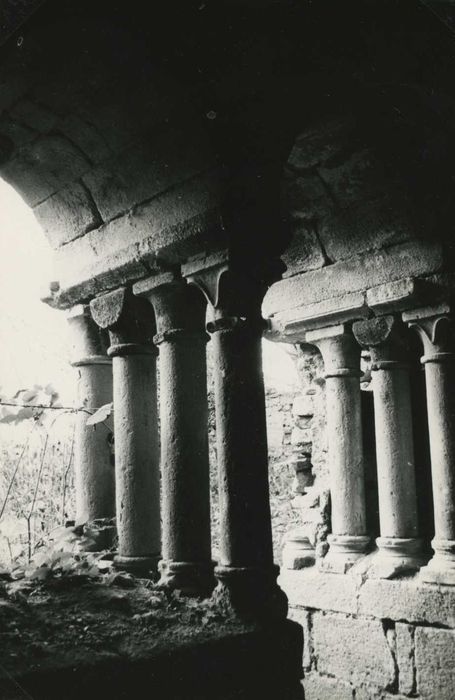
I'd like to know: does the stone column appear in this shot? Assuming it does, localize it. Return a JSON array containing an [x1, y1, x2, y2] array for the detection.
[[67, 304, 115, 543], [405, 304, 455, 584], [133, 273, 215, 595], [306, 324, 369, 572], [353, 316, 422, 577], [91, 288, 160, 575], [184, 252, 287, 618]]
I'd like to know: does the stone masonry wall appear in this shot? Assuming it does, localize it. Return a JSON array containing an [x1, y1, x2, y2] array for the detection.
[[282, 568, 455, 700], [279, 344, 455, 700]]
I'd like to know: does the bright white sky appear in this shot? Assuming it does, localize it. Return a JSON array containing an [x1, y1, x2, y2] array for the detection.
[[0, 179, 298, 402]]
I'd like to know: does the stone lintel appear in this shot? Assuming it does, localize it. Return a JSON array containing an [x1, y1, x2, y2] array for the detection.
[[133, 271, 179, 297], [265, 292, 369, 343], [402, 302, 452, 325], [181, 249, 229, 279], [366, 277, 425, 313], [305, 323, 349, 345]]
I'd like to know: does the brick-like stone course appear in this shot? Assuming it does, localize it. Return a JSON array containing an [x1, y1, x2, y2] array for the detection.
[[311, 613, 396, 688], [415, 627, 455, 700], [263, 240, 444, 318], [303, 672, 354, 699], [395, 623, 415, 696], [34, 181, 102, 248]]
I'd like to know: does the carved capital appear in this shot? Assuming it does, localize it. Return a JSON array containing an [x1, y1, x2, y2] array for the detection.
[[66, 304, 110, 366], [404, 304, 455, 363], [353, 315, 409, 370], [182, 250, 283, 324], [305, 324, 361, 378], [133, 273, 208, 344], [90, 288, 156, 357]]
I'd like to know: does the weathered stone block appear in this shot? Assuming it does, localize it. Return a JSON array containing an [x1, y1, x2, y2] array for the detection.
[[311, 614, 396, 688], [0, 134, 91, 207], [303, 672, 353, 700], [396, 623, 415, 696], [264, 240, 444, 318], [292, 393, 315, 417], [53, 172, 224, 304], [34, 181, 102, 248], [415, 627, 455, 700], [82, 124, 211, 222], [10, 98, 58, 133], [358, 578, 455, 628], [59, 115, 112, 164], [291, 426, 311, 446], [287, 607, 312, 670], [279, 569, 358, 615]]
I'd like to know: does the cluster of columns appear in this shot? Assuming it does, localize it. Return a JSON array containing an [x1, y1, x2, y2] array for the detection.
[[293, 304, 455, 583], [66, 253, 287, 616]]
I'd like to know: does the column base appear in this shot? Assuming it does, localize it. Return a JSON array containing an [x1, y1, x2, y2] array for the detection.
[[319, 534, 370, 574], [113, 554, 160, 577], [212, 564, 288, 620], [420, 539, 455, 585], [356, 537, 424, 579], [157, 559, 216, 597], [77, 519, 117, 552], [282, 528, 315, 570]]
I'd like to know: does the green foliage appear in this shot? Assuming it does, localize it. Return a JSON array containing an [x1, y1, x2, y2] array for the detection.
[[10, 525, 106, 583]]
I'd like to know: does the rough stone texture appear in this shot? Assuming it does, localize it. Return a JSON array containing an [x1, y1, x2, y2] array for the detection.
[[281, 569, 455, 629], [0, 133, 91, 207], [311, 613, 396, 688], [53, 172, 225, 303], [303, 672, 354, 700], [263, 240, 444, 318], [357, 578, 455, 628], [34, 181, 102, 248], [415, 627, 455, 699], [395, 623, 415, 696], [287, 608, 312, 670], [9, 97, 58, 133], [280, 570, 358, 615], [82, 124, 211, 222]]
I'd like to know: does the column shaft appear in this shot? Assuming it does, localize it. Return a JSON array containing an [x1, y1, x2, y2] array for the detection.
[[325, 374, 366, 537], [184, 254, 287, 618], [211, 319, 273, 568], [308, 326, 369, 572], [112, 351, 160, 565], [353, 315, 422, 577], [406, 308, 455, 584], [67, 304, 115, 543], [74, 361, 114, 524], [91, 288, 160, 575], [134, 275, 214, 595], [373, 366, 418, 538]]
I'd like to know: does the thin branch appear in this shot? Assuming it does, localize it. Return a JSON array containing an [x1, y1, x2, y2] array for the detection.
[[0, 424, 37, 521]]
